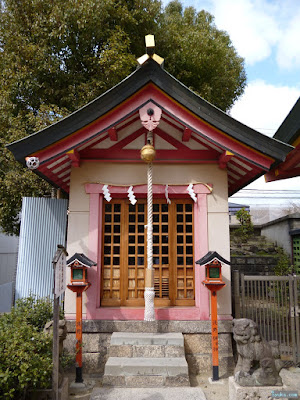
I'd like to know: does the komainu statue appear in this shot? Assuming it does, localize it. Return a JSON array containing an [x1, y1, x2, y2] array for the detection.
[[232, 318, 283, 386]]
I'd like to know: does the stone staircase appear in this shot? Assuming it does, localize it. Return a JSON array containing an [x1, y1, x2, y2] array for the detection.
[[102, 332, 190, 388]]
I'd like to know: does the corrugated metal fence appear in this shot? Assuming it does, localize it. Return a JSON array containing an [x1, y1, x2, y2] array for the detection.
[[15, 197, 68, 300], [233, 271, 300, 365]]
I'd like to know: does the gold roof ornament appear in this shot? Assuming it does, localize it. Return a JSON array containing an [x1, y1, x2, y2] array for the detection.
[[137, 35, 164, 67]]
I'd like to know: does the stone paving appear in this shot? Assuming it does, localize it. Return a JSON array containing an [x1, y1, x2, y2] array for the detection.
[[68, 368, 300, 400]]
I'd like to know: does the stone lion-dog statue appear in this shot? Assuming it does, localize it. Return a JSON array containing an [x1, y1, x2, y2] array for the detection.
[[232, 318, 283, 386]]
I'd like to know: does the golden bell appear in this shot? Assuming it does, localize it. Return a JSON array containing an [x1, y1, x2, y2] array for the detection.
[[140, 144, 156, 163]]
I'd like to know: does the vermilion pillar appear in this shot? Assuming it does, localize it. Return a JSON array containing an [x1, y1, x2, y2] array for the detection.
[[68, 285, 90, 383]]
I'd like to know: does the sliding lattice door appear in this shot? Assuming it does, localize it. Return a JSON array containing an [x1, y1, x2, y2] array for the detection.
[[101, 199, 194, 306]]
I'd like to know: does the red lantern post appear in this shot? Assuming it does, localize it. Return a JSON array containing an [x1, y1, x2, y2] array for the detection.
[[196, 251, 230, 381], [67, 253, 96, 383]]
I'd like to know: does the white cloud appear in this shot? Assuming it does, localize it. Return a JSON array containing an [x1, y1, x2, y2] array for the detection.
[[276, 8, 300, 69], [210, 0, 280, 65], [230, 80, 300, 136], [181, 0, 300, 71]]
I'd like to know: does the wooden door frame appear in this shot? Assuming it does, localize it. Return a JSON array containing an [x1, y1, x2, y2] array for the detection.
[[85, 183, 211, 320]]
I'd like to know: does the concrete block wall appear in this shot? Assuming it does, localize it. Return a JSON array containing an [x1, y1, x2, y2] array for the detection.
[[231, 255, 278, 275], [64, 320, 234, 377]]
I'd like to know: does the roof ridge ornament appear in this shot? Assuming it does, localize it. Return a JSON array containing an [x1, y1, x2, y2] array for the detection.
[[137, 35, 164, 67]]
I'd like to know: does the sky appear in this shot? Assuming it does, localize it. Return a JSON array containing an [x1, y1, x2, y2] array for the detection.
[[165, 0, 300, 202]]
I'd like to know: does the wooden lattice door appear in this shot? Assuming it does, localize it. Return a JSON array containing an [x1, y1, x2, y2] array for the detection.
[[101, 199, 194, 306]]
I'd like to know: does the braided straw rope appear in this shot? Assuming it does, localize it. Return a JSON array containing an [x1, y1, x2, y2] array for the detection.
[[144, 132, 156, 321], [144, 160, 156, 321], [147, 162, 153, 271]]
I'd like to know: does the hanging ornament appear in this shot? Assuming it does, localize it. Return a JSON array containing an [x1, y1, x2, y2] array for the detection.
[[26, 157, 40, 170], [139, 102, 162, 132], [127, 186, 137, 205], [187, 184, 197, 202], [140, 143, 156, 163], [165, 184, 171, 205], [102, 185, 112, 202]]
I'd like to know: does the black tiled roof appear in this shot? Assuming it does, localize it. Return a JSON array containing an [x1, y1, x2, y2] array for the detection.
[[7, 58, 292, 164], [273, 97, 300, 145], [67, 253, 97, 268], [196, 251, 230, 266]]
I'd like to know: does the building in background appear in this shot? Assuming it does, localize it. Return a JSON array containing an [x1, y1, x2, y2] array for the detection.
[[0, 232, 18, 312]]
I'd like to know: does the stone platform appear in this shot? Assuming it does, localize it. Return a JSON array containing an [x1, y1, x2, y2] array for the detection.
[[91, 387, 206, 400]]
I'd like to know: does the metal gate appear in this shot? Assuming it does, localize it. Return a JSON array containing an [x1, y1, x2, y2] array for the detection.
[[233, 271, 300, 365]]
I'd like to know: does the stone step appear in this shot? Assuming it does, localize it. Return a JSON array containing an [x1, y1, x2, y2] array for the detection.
[[109, 343, 184, 358], [108, 332, 185, 358], [103, 357, 189, 387], [110, 332, 184, 346], [103, 357, 190, 387], [104, 357, 188, 377], [103, 332, 190, 388]]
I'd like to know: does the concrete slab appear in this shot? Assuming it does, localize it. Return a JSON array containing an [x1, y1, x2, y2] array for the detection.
[[90, 387, 207, 400], [104, 357, 188, 376], [280, 367, 300, 390], [208, 377, 225, 385], [110, 332, 184, 346]]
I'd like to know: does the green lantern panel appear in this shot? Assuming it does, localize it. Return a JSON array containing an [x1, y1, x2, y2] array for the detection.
[[73, 268, 83, 280], [209, 267, 220, 279]]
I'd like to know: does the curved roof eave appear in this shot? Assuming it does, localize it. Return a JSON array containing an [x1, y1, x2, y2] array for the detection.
[[273, 97, 300, 145], [7, 58, 292, 163]]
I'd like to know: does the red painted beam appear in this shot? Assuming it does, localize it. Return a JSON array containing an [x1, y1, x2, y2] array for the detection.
[[265, 166, 300, 182], [80, 148, 219, 161], [182, 127, 192, 142], [161, 115, 184, 132], [108, 127, 118, 141], [278, 147, 300, 172], [228, 170, 261, 196], [67, 149, 80, 167], [155, 127, 193, 151], [108, 128, 145, 151], [218, 151, 234, 169], [38, 164, 70, 192]]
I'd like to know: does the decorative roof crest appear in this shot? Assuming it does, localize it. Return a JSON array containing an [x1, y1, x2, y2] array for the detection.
[[139, 101, 162, 131], [137, 35, 164, 67]]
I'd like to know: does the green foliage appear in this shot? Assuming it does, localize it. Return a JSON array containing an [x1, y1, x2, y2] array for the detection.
[[274, 247, 292, 276], [0, 0, 246, 235], [13, 294, 64, 331], [0, 295, 64, 399], [235, 207, 254, 241]]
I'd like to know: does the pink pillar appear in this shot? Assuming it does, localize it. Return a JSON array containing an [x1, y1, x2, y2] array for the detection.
[[194, 186, 210, 320], [86, 192, 103, 318]]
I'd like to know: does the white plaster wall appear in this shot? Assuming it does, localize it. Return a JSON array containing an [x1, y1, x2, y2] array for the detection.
[[208, 213, 231, 315], [65, 162, 231, 317], [261, 220, 292, 257], [206, 169, 231, 316], [65, 213, 89, 314]]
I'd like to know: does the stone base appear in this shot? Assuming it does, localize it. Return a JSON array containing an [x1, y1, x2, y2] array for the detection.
[[229, 376, 286, 400]]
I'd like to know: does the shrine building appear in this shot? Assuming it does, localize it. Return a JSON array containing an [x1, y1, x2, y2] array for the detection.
[[8, 40, 291, 324]]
